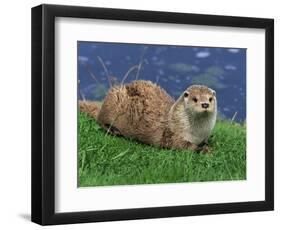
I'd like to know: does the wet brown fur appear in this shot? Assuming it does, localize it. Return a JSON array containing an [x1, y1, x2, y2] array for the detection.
[[79, 80, 216, 152], [79, 101, 101, 119]]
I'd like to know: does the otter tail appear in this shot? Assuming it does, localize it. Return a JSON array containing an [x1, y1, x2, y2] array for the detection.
[[79, 100, 102, 120]]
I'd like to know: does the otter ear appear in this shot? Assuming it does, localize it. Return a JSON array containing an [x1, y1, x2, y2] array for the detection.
[[183, 92, 189, 98], [212, 90, 216, 96]]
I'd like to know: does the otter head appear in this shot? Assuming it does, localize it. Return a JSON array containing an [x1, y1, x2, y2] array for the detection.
[[182, 85, 216, 115]]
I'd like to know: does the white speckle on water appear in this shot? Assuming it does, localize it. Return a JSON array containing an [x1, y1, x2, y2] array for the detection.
[[196, 51, 210, 58], [125, 56, 131, 60], [78, 56, 89, 63], [175, 79, 181, 83], [155, 47, 167, 54], [158, 69, 165, 76], [152, 56, 158, 61], [105, 60, 111, 65], [223, 107, 230, 112], [228, 48, 240, 53], [225, 65, 237, 70], [191, 65, 200, 72], [155, 75, 160, 83], [154, 60, 165, 66], [234, 98, 238, 102]]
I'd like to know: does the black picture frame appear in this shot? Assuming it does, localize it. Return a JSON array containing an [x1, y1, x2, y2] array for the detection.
[[31, 4, 274, 225]]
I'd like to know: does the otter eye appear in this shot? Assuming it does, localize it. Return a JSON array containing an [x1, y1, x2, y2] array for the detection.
[[209, 97, 213, 102], [192, 97, 198, 103], [184, 92, 189, 98]]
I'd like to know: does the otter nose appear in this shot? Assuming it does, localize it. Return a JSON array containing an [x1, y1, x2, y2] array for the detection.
[[201, 103, 209, 109]]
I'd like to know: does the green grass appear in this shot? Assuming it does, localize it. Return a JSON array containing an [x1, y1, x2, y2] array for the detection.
[[78, 112, 246, 187]]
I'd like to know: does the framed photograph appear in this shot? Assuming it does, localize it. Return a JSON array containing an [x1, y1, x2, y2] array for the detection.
[[31, 4, 274, 225]]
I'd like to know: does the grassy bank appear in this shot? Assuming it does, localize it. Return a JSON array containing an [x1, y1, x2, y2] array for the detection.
[[78, 112, 246, 187]]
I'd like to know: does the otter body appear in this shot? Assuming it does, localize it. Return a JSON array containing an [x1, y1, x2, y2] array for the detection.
[[79, 80, 217, 152]]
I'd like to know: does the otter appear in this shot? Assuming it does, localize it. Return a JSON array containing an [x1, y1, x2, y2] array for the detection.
[[79, 80, 217, 153]]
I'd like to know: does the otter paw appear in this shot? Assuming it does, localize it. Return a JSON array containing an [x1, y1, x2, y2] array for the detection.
[[185, 142, 199, 151], [199, 146, 212, 154]]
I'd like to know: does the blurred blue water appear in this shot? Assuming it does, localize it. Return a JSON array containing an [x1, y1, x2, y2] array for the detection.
[[78, 41, 246, 122]]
